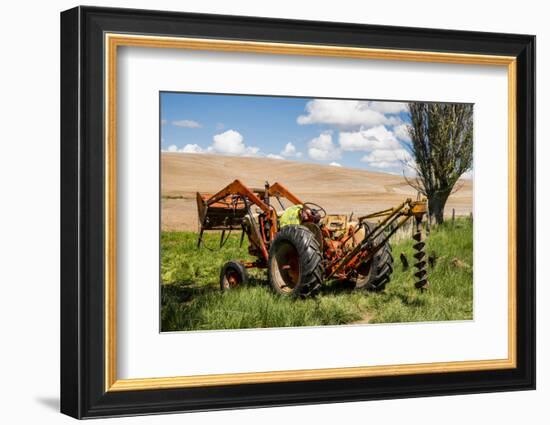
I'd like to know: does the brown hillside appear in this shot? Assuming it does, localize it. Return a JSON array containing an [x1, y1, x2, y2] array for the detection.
[[161, 153, 473, 231]]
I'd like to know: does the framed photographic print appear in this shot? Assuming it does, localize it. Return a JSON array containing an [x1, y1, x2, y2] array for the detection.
[[60, 6, 535, 419]]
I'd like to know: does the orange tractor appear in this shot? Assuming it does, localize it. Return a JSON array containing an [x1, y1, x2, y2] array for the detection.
[[196, 180, 428, 297]]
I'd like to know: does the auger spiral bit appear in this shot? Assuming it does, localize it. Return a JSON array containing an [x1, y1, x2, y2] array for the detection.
[[413, 241, 425, 251], [413, 251, 425, 260], [412, 217, 429, 290]]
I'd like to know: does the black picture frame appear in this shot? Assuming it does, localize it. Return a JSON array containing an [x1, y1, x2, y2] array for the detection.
[[61, 5, 536, 419]]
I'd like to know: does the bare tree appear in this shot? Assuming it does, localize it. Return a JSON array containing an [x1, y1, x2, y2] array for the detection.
[[405, 103, 473, 224]]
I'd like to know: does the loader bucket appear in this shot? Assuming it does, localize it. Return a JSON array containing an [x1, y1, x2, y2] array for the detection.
[[196, 192, 248, 231]]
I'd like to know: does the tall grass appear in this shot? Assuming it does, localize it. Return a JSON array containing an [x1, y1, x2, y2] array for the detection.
[[161, 218, 473, 331]]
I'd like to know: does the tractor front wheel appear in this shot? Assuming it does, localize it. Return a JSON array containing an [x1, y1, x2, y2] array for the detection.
[[268, 225, 323, 297], [220, 260, 248, 291]]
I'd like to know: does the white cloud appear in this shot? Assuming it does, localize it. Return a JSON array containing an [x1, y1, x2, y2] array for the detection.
[[163, 130, 260, 157], [216, 122, 225, 130], [181, 144, 204, 153], [210, 129, 259, 156], [297, 99, 411, 171], [163, 143, 204, 154], [280, 142, 295, 156], [297, 99, 404, 127], [267, 153, 284, 160], [329, 162, 342, 167], [307, 132, 341, 161], [172, 119, 202, 128], [368, 101, 408, 114], [393, 123, 411, 142], [339, 125, 401, 152], [280, 142, 303, 158], [360, 148, 412, 168], [338, 124, 417, 172], [161, 119, 167, 125]]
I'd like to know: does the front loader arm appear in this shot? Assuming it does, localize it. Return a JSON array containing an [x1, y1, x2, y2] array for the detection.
[[206, 179, 271, 213], [267, 182, 303, 205]]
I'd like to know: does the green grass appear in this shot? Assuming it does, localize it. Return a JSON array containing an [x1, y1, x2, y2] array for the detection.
[[161, 218, 473, 331]]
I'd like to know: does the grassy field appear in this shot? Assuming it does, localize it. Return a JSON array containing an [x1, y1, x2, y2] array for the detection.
[[161, 218, 473, 332]]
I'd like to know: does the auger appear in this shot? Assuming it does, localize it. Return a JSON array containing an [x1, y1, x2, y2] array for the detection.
[[413, 216, 428, 290]]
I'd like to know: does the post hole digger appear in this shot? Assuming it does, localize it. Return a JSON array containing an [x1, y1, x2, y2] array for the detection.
[[196, 179, 429, 297]]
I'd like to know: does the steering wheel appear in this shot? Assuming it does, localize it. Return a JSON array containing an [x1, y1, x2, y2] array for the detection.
[[303, 202, 327, 219]]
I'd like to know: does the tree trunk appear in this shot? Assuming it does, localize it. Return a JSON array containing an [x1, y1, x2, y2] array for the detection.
[[428, 191, 451, 225]]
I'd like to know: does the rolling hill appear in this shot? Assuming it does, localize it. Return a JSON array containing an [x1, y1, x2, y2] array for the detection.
[[161, 153, 473, 231]]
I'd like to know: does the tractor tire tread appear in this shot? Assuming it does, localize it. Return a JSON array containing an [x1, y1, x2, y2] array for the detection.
[[355, 222, 394, 292], [268, 225, 324, 298]]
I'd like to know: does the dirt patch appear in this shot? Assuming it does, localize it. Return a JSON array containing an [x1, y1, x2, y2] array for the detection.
[[351, 312, 375, 325]]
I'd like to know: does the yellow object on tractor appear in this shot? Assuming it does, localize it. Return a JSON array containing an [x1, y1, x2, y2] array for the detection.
[[197, 179, 428, 297]]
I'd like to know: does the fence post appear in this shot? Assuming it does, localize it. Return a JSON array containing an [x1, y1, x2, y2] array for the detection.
[[452, 208, 455, 227]]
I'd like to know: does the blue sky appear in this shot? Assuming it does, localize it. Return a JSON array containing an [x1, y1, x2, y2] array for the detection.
[[160, 92, 415, 174]]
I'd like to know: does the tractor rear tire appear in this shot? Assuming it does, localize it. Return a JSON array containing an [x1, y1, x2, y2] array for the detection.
[[354, 222, 394, 292], [220, 260, 248, 291], [268, 225, 323, 297]]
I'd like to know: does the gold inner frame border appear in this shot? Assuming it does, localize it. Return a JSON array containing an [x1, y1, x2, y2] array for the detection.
[[104, 33, 517, 392]]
